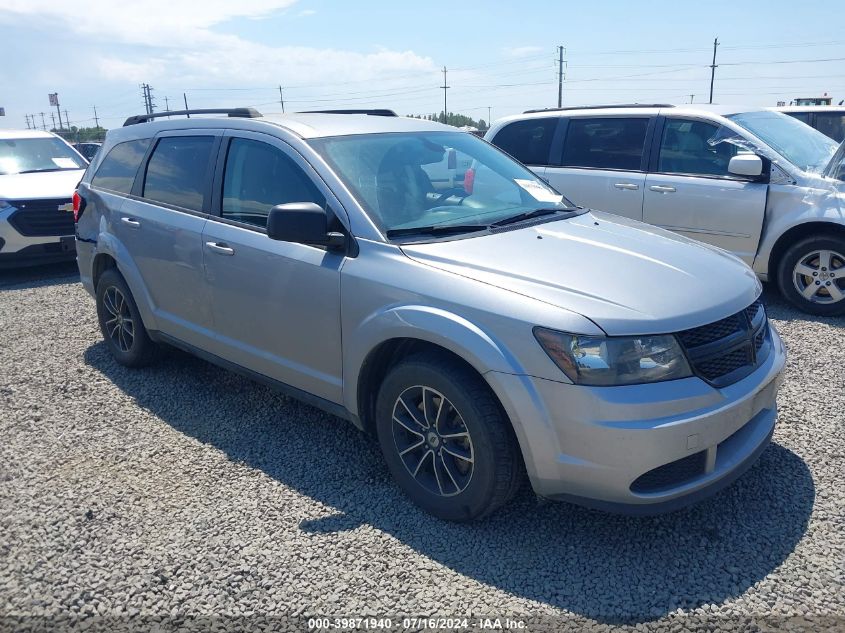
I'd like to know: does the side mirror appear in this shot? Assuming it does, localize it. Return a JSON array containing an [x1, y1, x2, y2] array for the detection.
[[266, 202, 345, 249], [728, 154, 764, 178]]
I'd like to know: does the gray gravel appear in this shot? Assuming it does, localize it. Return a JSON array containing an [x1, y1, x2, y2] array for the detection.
[[1, 263, 844, 632]]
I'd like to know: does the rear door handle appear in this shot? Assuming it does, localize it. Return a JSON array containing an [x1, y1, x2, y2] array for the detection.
[[121, 217, 141, 228], [205, 241, 235, 256], [613, 183, 639, 190], [649, 185, 676, 193]]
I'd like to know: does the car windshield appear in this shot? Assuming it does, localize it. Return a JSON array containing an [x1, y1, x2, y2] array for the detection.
[[309, 131, 576, 238], [0, 137, 87, 175], [727, 110, 838, 173]]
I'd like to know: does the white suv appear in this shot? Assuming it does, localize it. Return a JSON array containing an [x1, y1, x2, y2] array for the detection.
[[487, 105, 845, 315], [0, 129, 87, 267]]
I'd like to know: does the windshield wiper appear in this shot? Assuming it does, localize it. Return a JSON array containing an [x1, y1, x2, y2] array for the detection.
[[489, 208, 569, 228], [386, 224, 489, 239]]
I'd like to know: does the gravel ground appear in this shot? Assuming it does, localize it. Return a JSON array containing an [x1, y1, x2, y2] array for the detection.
[[1, 262, 843, 632]]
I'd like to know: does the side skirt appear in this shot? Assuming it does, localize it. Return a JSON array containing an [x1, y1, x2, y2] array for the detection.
[[151, 331, 363, 430]]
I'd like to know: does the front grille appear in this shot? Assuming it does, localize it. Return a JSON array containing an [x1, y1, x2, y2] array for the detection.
[[677, 299, 770, 388], [7, 198, 74, 237], [631, 451, 707, 493]]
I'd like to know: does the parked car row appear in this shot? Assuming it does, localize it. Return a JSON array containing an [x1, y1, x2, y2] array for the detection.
[[774, 105, 845, 143], [71, 108, 787, 521], [485, 104, 845, 315]]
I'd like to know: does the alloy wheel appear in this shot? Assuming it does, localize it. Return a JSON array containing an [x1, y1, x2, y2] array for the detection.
[[391, 385, 474, 497], [792, 249, 845, 305], [102, 286, 135, 353]]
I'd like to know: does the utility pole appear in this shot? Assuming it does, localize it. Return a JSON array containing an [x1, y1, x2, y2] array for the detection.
[[39, 112, 47, 130], [164, 96, 170, 111], [25, 114, 31, 129], [278, 85, 285, 113], [93, 105, 100, 128], [487, 106, 492, 128], [440, 67, 449, 125], [689, 94, 695, 104], [558, 45, 565, 108], [183, 93, 190, 117], [709, 37, 719, 104], [50, 112, 56, 130], [63, 110, 70, 131]]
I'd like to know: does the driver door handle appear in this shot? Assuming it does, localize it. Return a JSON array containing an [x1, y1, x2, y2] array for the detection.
[[613, 183, 639, 190], [649, 185, 676, 193], [205, 241, 235, 256], [121, 217, 141, 228]]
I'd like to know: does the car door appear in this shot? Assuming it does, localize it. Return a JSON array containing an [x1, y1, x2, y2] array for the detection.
[[117, 130, 220, 348], [543, 116, 652, 220], [642, 117, 767, 265], [201, 131, 345, 404]]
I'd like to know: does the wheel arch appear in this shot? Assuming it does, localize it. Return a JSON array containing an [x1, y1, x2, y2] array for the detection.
[[93, 233, 158, 331], [767, 221, 845, 283]]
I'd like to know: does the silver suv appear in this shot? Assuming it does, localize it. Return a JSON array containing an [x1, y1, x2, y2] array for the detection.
[[487, 104, 845, 315], [75, 108, 785, 521]]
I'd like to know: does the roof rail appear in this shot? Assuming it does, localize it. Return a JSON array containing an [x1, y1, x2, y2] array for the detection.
[[123, 107, 263, 126], [523, 103, 675, 114], [300, 109, 398, 117]]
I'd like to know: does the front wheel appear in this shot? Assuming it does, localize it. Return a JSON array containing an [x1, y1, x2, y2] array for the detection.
[[375, 354, 523, 521], [778, 235, 845, 316]]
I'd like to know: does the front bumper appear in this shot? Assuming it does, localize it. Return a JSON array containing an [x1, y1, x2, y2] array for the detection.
[[487, 326, 786, 514], [0, 207, 75, 268]]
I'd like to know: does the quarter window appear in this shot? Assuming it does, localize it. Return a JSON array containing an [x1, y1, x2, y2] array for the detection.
[[657, 119, 737, 177], [490, 118, 557, 166], [91, 139, 151, 194], [142, 136, 214, 211], [560, 117, 649, 170], [221, 138, 325, 228]]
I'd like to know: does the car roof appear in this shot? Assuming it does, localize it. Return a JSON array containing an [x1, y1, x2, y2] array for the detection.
[[493, 103, 764, 125], [772, 105, 845, 112], [107, 112, 456, 143], [0, 129, 59, 140]]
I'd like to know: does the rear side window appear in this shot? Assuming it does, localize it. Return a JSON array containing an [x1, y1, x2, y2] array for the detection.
[[560, 117, 649, 170], [815, 112, 845, 142], [142, 136, 214, 212], [787, 112, 810, 124], [490, 118, 557, 166], [221, 138, 325, 228], [91, 139, 151, 194]]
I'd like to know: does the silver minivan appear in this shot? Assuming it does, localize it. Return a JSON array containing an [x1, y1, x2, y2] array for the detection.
[[487, 105, 845, 315], [75, 108, 785, 521]]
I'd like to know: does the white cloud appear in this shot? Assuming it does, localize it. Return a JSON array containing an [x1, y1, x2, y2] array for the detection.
[[0, 0, 437, 107], [503, 46, 544, 59], [297, 9, 317, 16]]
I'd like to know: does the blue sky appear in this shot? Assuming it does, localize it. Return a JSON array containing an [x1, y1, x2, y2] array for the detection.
[[1, 0, 843, 130]]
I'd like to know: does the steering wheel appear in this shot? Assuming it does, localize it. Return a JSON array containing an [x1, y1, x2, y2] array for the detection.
[[435, 187, 469, 203]]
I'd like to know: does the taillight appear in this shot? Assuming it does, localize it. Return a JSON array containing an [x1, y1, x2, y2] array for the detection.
[[463, 167, 475, 194], [72, 190, 86, 222]]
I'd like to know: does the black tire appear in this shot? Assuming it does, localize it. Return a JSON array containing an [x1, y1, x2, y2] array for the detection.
[[96, 268, 160, 367], [375, 353, 524, 522], [777, 235, 845, 316]]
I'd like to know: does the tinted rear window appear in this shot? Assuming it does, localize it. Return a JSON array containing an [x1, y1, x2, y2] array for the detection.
[[490, 118, 557, 166], [91, 139, 151, 193], [142, 136, 214, 211], [560, 117, 649, 170]]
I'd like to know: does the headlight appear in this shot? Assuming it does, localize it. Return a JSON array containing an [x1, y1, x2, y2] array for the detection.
[[533, 327, 693, 386]]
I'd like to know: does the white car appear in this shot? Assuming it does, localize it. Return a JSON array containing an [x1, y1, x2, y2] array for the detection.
[[0, 129, 87, 267], [487, 104, 845, 315]]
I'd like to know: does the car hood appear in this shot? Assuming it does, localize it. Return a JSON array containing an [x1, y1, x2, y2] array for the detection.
[[0, 169, 85, 200], [401, 211, 761, 336]]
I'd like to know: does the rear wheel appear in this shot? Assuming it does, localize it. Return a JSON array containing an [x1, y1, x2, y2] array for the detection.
[[375, 353, 523, 521], [96, 268, 160, 367], [778, 235, 845, 316]]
